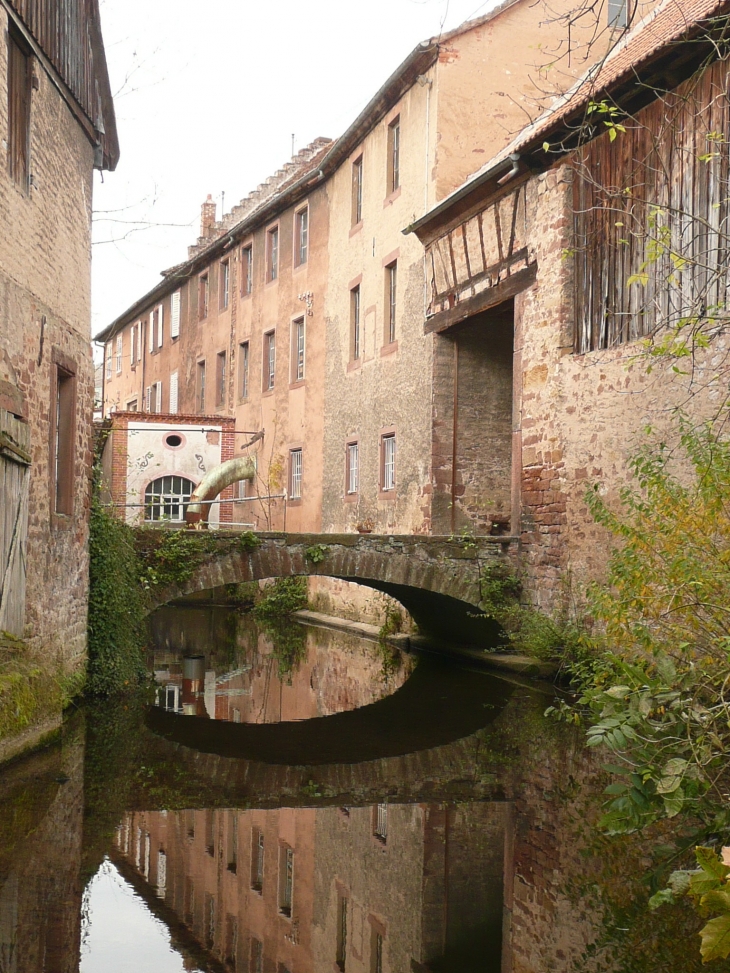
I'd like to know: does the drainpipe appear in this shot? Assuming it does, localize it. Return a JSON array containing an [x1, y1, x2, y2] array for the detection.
[[186, 455, 256, 527]]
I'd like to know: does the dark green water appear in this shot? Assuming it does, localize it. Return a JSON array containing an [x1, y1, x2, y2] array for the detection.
[[0, 607, 709, 972]]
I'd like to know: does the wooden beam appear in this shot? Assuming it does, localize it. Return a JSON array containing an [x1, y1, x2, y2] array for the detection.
[[424, 263, 537, 335]]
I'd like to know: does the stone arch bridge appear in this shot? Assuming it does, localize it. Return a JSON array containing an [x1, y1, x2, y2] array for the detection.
[[140, 531, 518, 645]]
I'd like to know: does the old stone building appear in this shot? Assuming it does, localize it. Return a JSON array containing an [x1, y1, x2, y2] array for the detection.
[[407, 0, 730, 609], [0, 0, 117, 752]]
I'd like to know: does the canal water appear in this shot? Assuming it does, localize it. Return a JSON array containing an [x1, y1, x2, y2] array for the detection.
[[0, 607, 708, 972]]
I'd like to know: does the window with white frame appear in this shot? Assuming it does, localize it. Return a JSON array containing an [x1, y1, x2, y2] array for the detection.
[[386, 261, 397, 344], [291, 317, 305, 382], [382, 434, 395, 491], [145, 475, 195, 522], [130, 324, 138, 366], [346, 442, 358, 494], [295, 207, 308, 266], [239, 341, 249, 399], [171, 291, 181, 339], [241, 245, 253, 296], [608, 0, 630, 27], [220, 259, 230, 309], [267, 226, 279, 281], [289, 449, 302, 500], [105, 343, 112, 380], [352, 156, 363, 226], [387, 116, 400, 194], [264, 330, 276, 390], [351, 285, 361, 361], [116, 335, 123, 373]]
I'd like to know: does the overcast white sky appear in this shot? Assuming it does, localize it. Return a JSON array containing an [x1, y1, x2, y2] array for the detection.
[[91, 0, 503, 340]]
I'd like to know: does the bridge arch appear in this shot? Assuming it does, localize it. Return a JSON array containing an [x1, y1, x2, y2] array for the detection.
[[145, 532, 516, 645]]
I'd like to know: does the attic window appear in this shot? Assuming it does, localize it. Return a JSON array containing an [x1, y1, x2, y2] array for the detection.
[[8, 24, 32, 191]]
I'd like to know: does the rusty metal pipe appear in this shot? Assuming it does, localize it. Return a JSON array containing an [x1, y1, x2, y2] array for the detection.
[[186, 456, 256, 527]]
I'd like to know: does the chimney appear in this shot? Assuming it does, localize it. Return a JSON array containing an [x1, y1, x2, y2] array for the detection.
[[200, 194, 216, 238]]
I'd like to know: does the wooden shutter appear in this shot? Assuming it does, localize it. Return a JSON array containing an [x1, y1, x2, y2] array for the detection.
[[171, 291, 181, 339], [169, 372, 178, 414], [157, 305, 164, 348], [8, 29, 30, 190], [0, 410, 30, 637]]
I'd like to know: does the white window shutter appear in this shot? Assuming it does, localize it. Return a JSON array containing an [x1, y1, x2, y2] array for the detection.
[[130, 326, 136, 365], [169, 371, 178, 413], [137, 322, 142, 362], [156, 381, 162, 413], [157, 305, 164, 347], [149, 312, 154, 353], [171, 291, 181, 339], [145, 386, 151, 412]]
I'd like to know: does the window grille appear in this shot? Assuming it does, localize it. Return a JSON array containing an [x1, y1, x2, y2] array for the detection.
[[144, 475, 195, 522]]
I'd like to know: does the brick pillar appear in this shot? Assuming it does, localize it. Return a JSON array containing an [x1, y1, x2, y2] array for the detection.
[[109, 417, 129, 522], [219, 419, 236, 524]]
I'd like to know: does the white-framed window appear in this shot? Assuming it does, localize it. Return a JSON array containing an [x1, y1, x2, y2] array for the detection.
[[267, 226, 279, 281], [116, 335, 123, 373], [291, 317, 305, 382], [386, 261, 397, 344], [351, 285, 361, 361], [147, 381, 162, 413], [295, 206, 308, 266], [239, 341, 249, 399], [105, 343, 112, 380], [289, 448, 302, 500], [169, 371, 179, 414], [352, 155, 363, 225], [382, 433, 395, 491], [171, 291, 181, 339], [346, 442, 358, 494], [608, 0, 630, 27], [388, 116, 400, 194], [241, 244, 253, 296], [144, 475, 195, 522], [130, 324, 138, 366], [220, 259, 230, 309], [157, 304, 164, 348]]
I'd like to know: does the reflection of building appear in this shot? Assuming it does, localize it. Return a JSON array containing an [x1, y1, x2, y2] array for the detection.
[[115, 802, 507, 972], [99, 411, 236, 526]]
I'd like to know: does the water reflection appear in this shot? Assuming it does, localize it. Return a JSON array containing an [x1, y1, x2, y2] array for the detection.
[[150, 607, 409, 723], [112, 803, 504, 972], [0, 611, 710, 972]]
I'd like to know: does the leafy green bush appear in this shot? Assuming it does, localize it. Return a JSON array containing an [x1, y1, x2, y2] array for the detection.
[[253, 577, 308, 618], [87, 500, 146, 696]]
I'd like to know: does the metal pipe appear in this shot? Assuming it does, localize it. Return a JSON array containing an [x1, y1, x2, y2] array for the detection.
[[186, 455, 256, 527]]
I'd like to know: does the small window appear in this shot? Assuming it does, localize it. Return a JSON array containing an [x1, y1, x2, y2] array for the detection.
[[144, 475, 194, 522], [199, 273, 209, 319], [216, 351, 226, 407], [295, 207, 308, 266], [239, 341, 250, 399], [126, 399, 138, 412], [54, 366, 76, 516], [130, 325, 138, 366], [116, 335, 123, 374], [267, 226, 279, 281], [608, 0, 630, 27], [351, 285, 361, 361], [373, 803, 388, 843], [251, 829, 264, 892], [220, 259, 230, 309], [336, 894, 348, 971], [385, 261, 397, 344], [165, 432, 182, 448], [291, 317, 305, 383], [105, 343, 112, 380], [227, 814, 238, 873], [387, 117, 400, 195], [151, 381, 162, 413], [278, 845, 294, 917], [171, 291, 181, 339], [205, 809, 215, 857], [264, 330, 276, 390], [289, 449, 302, 500], [381, 434, 395, 492], [241, 244, 253, 295], [346, 442, 359, 495], [250, 939, 263, 973], [197, 360, 206, 413], [8, 25, 31, 191], [352, 156, 363, 226], [371, 930, 384, 973], [225, 914, 238, 965], [205, 892, 215, 948]]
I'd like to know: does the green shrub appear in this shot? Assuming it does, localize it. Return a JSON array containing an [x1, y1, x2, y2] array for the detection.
[[253, 577, 308, 618]]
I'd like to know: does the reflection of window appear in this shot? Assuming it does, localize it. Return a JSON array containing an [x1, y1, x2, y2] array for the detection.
[[251, 939, 263, 973], [279, 846, 294, 917], [374, 803, 388, 843], [336, 894, 348, 970], [371, 930, 384, 973], [205, 892, 215, 948], [227, 813, 238, 873], [144, 475, 195, 522], [251, 829, 264, 891], [205, 809, 215, 857], [225, 914, 238, 966], [157, 851, 167, 899]]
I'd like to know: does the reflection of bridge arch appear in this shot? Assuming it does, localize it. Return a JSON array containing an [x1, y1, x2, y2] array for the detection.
[[134, 660, 518, 810], [143, 531, 517, 644]]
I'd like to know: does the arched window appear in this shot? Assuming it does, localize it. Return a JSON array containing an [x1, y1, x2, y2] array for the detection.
[[144, 475, 195, 522]]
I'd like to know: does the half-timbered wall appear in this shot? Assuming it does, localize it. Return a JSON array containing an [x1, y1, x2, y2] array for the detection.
[[574, 58, 730, 353], [426, 180, 531, 318]]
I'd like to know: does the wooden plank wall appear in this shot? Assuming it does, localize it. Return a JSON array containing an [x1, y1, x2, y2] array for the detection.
[[573, 59, 730, 353], [0, 409, 30, 638]]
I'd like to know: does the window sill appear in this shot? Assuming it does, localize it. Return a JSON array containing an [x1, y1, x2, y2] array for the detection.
[[346, 358, 361, 373], [265, 277, 279, 288], [343, 492, 358, 503], [378, 490, 396, 500], [292, 261, 308, 275], [380, 340, 398, 357], [51, 512, 74, 531], [240, 291, 252, 301], [383, 186, 402, 208], [289, 380, 306, 391], [287, 497, 302, 507], [262, 388, 275, 398], [349, 221, 363, 238]]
